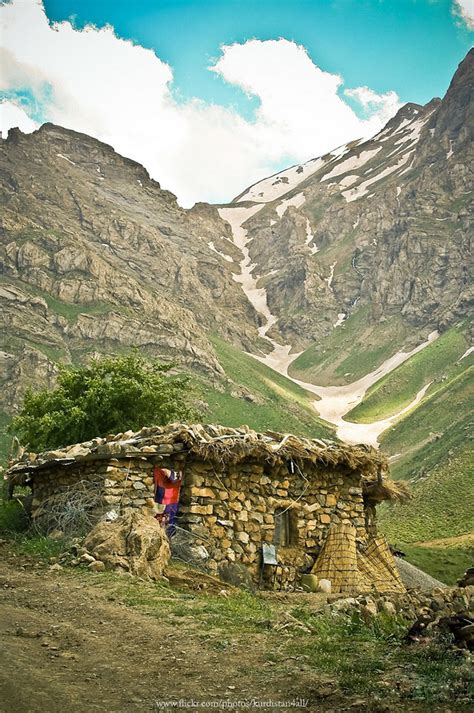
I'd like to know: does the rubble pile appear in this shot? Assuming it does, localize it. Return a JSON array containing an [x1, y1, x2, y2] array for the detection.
[[71, 511, 171, 580], [325, 585, 474, 651]]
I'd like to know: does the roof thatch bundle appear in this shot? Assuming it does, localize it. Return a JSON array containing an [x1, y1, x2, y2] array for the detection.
[[5, 422, 408, 503], [363, 476, 411, 504]]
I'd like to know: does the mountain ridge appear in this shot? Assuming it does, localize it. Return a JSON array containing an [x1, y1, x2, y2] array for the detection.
[[0, 50, 472, 475]]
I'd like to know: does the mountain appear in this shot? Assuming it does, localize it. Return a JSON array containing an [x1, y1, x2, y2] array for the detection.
[[0, 123, 333, 456], [228, 50, 472, 361], [0, 49, 472, 490]]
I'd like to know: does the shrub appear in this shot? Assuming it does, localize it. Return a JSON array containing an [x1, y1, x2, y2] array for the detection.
[[10, 352, 201, 451]]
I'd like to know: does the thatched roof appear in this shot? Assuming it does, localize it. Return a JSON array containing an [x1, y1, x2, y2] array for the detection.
[[6, 423, 409, 503]]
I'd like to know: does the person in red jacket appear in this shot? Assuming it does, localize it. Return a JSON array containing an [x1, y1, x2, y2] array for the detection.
[[153, 466, 182, 534]]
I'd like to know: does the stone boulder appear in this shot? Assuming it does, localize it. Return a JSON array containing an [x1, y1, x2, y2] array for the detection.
[[83, 510, 170, 580], [218, 562, 256, 591]]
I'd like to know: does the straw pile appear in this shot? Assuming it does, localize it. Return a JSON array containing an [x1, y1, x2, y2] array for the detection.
[[311, 522, 406, 594]]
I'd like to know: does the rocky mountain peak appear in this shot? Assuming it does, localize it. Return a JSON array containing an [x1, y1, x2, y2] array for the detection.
[[384, 102, 425, 128], [448, 47, 474, 89], [219, 49, 472, 348], [429, 48, 474, 142]]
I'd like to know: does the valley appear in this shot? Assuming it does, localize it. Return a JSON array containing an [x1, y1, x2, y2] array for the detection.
[[217, 202, 443, 447], [0, 49, 472, 582]]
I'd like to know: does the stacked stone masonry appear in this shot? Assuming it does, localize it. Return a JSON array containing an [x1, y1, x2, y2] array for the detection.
[[30, 441, 370, 590]]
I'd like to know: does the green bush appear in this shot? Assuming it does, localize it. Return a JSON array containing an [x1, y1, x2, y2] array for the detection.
[[10, 352, 201, 451]]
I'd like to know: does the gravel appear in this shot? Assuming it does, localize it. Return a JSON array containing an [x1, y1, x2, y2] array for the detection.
[[395, 556, 447, 591]]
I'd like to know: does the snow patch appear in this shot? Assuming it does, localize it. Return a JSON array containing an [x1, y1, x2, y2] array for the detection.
[[218, 204, 278, 339], [393, 111, 433, 147], [219, 203, 301, 376], [288, 332, 438, 446], [342, 152, 413, 203], [460, 346, 474, 361], [305, 218, 319, 255], [326, 262, 336, 288], [207, 240, 233, 263], [275, 192, 306, 218], [237, 158, 325, 203], [321, 147, 382, 182], [339, 174, 360, 188], [327, 143, 351, 161], [56, 153, 75, 166], [334, 313, 346, 328]]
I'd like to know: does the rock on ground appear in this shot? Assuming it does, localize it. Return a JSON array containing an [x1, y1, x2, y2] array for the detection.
[[83, 510, 170, 579]]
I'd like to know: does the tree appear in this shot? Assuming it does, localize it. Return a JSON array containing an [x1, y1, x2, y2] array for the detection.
[[10, 353, 201, 451]]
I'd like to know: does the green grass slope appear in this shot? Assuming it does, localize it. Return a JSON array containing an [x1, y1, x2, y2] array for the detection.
[[380, 364, 473, 482], [379, 443, 474, 585], [289, 306, 410, 385], [202, 336, 334, 440], [347, 323, 471, 422], [380, 444, 474, 544]]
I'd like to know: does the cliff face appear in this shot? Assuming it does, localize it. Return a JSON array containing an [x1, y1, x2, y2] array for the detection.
[[0, 123, 265, 412], [232, 50, 472, 349]]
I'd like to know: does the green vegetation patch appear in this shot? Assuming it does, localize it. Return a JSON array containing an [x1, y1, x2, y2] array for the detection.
[[0, 273, 112, 324], [381, 365, 473, 480], [204, 336, 334, 439], [398, 545, 473, 586], [379, 442, 474, 546], [348, 324, 471, 422], [42, 293, 112, 322], [290, 306, 408, 385]]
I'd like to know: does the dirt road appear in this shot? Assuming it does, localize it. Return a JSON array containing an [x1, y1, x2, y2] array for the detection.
[[0, 553, 335, 713], [1, 548, 469, 712]]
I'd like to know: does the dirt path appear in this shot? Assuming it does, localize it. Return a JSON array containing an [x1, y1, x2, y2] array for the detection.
[[0, 554, 339, 713], [1, 550, 469, 712]]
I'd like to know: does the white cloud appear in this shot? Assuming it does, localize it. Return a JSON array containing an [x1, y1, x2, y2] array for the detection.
[[0, 0, 402, 206], [0, 100, 39, 135], [344, 86, 402, 127], [453, 1, 474, 28]]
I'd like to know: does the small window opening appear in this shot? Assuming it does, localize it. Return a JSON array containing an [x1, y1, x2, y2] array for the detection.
[[273, 508, 298, 547]]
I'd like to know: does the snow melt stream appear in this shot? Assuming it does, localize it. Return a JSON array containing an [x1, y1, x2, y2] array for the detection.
[[218, 205, 438, 447]]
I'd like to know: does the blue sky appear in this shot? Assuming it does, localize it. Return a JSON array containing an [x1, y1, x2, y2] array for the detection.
[[42, 0, 473, 114], [1, 0, 473, 204]]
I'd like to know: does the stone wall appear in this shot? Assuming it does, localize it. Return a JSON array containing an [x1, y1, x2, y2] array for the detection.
[[178, 459, 367, 589], [29, 443, 369, 590], [30, 441, 187, 526]]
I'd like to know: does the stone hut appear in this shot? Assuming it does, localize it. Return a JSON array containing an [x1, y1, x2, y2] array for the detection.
[[6, 423, 408, 593]]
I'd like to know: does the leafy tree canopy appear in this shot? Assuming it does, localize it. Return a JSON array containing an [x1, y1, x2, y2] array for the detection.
[[10, 352, 201, 451]]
